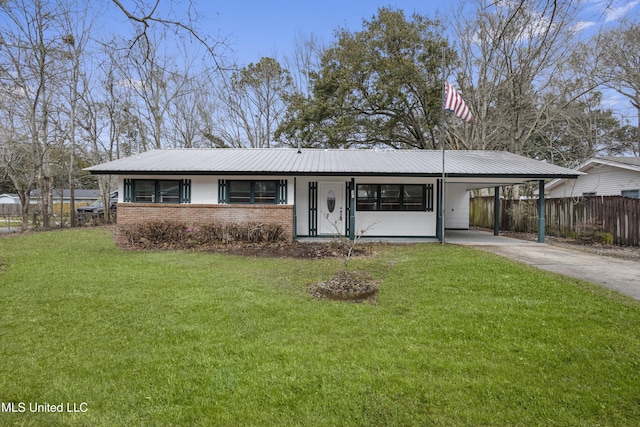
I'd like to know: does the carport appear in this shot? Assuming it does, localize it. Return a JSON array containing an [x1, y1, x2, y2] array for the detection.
[[440, 151, 582, 244]]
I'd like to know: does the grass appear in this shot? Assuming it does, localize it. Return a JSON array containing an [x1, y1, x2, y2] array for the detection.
[[0, 228, 639, 426]]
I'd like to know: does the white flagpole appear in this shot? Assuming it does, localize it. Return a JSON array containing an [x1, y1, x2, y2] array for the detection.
[[440, 48, 446, 247]]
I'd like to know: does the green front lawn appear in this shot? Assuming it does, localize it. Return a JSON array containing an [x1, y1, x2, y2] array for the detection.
[[1, 228, 639, 426]]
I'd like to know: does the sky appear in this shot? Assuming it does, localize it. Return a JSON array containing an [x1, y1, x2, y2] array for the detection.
[[198, 0, 640, 65], [191, 0, 639, 121], [2, 0, 638, 119], [204, 0, 439, 65]]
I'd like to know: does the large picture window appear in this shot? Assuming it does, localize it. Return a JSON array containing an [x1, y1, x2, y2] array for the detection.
[[125, 179, 190, 203], [228, 180, 277, 204], [356, 184, 432, 212]]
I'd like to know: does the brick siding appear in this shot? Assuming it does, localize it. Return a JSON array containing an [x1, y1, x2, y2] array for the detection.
[[116, 203, 294, 242]]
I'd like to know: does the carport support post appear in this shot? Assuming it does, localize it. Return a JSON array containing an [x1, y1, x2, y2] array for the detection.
[[493, 186, 500, 236], [537, 180, 545, 243]]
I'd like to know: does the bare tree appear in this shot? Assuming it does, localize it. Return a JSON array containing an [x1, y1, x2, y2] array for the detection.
[[285, 32, 325, 99], [77, 74, 116, 222], [0, 0, 67, 229], [108, 0, 228, 68], [55, 0, 97, 227], [452, 0, 591, 157], [214, 58, 294, 148], [593, 20, 640, 155], [110, 33, 192, 150], [167, 70, 219, 148], [0, 123, 38, 230]]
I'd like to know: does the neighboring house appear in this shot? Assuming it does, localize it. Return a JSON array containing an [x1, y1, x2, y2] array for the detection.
[[53, 189, 102, 203], [0, 194, 20, 205], [86, 148, 580, 241], [545, 157, 640, 199], [31, 189, 102, 204], [0, 194, 21, 216]]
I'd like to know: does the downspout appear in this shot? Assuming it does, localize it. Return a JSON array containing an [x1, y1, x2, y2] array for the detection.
[[494, 186, 500, 236], [538, 180, 545, 243]]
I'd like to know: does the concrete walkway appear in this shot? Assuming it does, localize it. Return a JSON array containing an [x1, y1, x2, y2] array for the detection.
[[445, 230, 640, 301]]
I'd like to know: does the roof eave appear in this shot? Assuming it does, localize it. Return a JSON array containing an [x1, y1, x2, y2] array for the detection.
[[88, 169, 581, 179]]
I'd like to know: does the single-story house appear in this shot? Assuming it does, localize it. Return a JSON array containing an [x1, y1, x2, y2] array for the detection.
[[0, 194, 21, 216], [0, 194, 21, 205], [30, 189, 103, 203], [545, 156, 640, 199], [86, 148, 580, 242]]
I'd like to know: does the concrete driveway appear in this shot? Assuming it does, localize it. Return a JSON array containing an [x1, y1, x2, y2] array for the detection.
[[445, 230, 640, 302]]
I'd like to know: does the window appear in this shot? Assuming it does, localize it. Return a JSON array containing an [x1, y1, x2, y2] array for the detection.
[[125, 179, 189, 203], [228, 181, 252, 203], [582, 192, 597, 196], [253, 181, 277, 204], [622, 189, 639, 199], [380, 185, 401, 210], [356, 185, 377, 211], [228, 180, 277, 204], [356, 184, 432, 211], [158, 180, 180, 203], [134, 180, 155, 203]]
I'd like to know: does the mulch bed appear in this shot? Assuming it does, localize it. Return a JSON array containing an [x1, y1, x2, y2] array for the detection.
[[309, 271, 380, 304], [207, 241, 373, 259]]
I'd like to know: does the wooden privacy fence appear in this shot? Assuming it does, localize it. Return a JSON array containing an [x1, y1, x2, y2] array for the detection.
[[0, 204, 21, 216], [470, 196, 640, 247]]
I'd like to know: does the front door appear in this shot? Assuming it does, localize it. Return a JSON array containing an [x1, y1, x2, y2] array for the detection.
[[318, 182, 345, 236]]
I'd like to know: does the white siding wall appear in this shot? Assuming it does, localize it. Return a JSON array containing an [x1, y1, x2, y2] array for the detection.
[[119, 175, 440, 238], [191, 176, 217, 203], [547, 165, 640, 198], [445, 183, 470, 229], [294, 177, 315, 235], [119, 175, 294, 205], [295, 176, 437, 237]]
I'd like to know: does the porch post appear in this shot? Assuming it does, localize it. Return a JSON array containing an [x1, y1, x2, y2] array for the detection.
[[349, 178, 355, 240], [493, 186, 500, 236], [293, 177, 297, 240], [537, 179, 545, 243]]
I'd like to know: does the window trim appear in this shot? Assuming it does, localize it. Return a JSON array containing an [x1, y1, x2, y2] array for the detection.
[[124, 179, 190, 204], [356, 183, 433, 212], [225, 180, 285, 205]]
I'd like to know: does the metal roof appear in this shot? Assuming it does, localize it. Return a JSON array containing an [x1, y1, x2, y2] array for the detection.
[[86, 148, 581, 179], [591, 156, 640, 171]]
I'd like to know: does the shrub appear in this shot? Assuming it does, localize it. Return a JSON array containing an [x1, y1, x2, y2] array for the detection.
[[119, 220, 286, 249], [575, 221, 613, 245]]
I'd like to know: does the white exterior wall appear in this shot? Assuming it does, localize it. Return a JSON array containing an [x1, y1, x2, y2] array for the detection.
[[295, 176, 437, 237], [444, 183, 470, 229], [118, 175, 439, 238], [0, 195, 20, 204], [191, 176, 218, 203], [547, 165, 640, 198], [294, 177, 315, 236], [119, 175, 295, 205]]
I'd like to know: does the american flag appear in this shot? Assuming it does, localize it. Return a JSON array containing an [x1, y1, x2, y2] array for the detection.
[[443, 81, 473, 123]]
